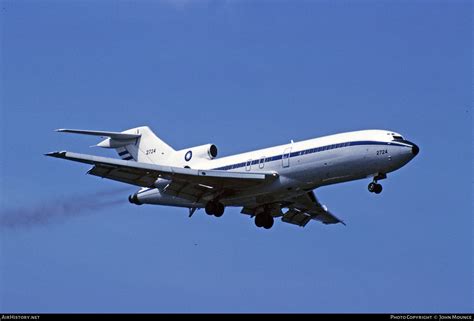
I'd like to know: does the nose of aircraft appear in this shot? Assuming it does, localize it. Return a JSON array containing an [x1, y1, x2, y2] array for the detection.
[[409, 141, 419, 156]]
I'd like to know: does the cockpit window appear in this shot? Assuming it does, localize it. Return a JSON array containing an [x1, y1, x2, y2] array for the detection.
[[392, 135, 404, 141]]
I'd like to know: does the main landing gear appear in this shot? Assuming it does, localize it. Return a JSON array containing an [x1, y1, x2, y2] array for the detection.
[[254, 213, 274, 230], [205, 201, 225, 217]]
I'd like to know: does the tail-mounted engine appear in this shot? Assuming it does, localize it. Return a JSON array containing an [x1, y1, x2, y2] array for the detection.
[[176, 144, 218, 163]]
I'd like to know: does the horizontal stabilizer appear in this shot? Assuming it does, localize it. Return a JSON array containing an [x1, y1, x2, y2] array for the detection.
[[56, 129, 141, 140]]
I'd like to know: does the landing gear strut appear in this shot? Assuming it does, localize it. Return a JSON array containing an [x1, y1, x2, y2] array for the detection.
[[205, 201, 225, 217], [255, 213, 274, 229]]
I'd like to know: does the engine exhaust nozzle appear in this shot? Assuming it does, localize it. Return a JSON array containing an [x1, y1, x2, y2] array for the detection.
[[128, 193, 142, 205]]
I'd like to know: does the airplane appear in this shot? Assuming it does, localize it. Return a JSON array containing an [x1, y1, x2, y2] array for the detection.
[[46, 126, 419, 229]]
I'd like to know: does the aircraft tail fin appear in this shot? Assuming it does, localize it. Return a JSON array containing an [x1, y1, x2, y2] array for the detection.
[[56, 126, 175, 164]]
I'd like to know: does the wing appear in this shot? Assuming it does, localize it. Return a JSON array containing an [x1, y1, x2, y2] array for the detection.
[[281, 191, 345, 227], [46, 151, 278, 200]]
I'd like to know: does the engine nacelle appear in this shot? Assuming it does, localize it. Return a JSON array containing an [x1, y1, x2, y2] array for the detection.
[[128, 193, 143, 205], [177, 144, 218, 163]]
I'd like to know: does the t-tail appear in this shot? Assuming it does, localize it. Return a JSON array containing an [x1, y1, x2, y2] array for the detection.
[[56, 126, 175, 164]]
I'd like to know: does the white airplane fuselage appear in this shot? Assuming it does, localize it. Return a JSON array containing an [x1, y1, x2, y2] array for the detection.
[[135, 129, 419, 209]]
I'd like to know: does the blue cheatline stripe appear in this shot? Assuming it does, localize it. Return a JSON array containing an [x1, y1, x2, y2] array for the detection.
[[118, 150, 129, 156], [213, 140, 410, 170], [123, 156, 134, 160]]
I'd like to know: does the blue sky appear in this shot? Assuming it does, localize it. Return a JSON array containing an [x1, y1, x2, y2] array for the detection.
[[1, 0, 472, 313]]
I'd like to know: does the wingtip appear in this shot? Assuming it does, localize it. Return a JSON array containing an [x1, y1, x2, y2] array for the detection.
[[55, 129, 65, 132], [44, 151, 67, 158]]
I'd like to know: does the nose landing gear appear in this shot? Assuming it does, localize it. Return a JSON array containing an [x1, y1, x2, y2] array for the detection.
[[368, 182, 383, 194], [368, 173, 386, 194]]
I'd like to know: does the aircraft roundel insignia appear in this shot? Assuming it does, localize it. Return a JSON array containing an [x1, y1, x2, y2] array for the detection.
[[185, 151, 192, 162]]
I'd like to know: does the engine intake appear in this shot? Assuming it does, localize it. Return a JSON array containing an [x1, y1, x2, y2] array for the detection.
[[209, 144, 218, 158], [178, 144, 218, 162]]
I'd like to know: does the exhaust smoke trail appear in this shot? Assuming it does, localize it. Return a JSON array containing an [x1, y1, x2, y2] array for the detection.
[[0, 187, 133, 229]]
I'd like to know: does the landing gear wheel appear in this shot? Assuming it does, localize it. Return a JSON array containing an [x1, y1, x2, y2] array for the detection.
[[255, 214, 274, 229], [368, 182, 377, 193], [374, 184, 383, 194], [205, 202, 217, 215], [205, 201, 225, 216], [368, 182, 383, 194], [263, 215, 274, 229], [255, 215, 265, 227], [214, 203, 225, 217]]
